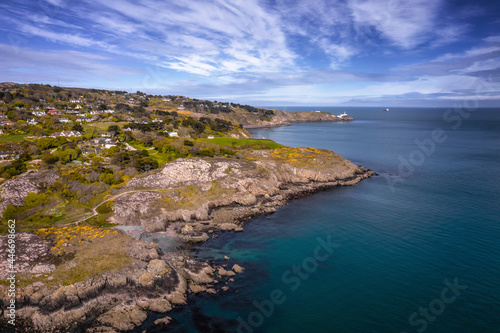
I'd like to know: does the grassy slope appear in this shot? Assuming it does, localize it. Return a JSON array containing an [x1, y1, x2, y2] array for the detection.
[[197, 137, 284, 149], [0, 134, 26, 143]]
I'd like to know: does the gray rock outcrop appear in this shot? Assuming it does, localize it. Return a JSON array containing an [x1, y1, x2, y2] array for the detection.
[[0, 170, 58, 213], [111, 148, 374, 235]]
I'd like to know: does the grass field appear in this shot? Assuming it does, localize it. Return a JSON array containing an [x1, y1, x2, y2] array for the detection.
[[197, 137, 284, 149], [129, 142, 151, 150], [0, 134, 26, 143], [83, 122, 128, 131]]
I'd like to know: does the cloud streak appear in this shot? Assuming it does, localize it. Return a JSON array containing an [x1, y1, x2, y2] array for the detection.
[[0, 0, 499, 105]]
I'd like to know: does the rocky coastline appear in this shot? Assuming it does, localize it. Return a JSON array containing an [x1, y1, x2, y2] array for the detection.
[[0, 147, 374, 332], [233, 110, 353, 129]]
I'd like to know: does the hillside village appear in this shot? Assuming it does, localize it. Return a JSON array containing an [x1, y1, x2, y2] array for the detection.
[[0, 81, 351, 232], [0, 82, 369, 332], [0, 82, 318, 230], [0, 82, 269, 174]]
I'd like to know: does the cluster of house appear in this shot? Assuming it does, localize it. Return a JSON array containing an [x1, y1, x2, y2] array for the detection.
[[0, 151, 20, 160], [0, 120, 14, 126], [83, 136, 118, 155], [28, 107, 116, 125], [50, 130, 83, 137], [46, 131, 119, 155], [0, 113, 14, 127]]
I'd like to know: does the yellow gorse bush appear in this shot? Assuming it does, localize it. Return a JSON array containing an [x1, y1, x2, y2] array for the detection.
[[271, 147, 336, 167], [36, 226, 119, 255]]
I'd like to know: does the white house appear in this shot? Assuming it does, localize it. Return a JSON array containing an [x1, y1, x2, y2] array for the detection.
[[167, 131, 179, 137], [32, 111, 46, 116], [51, 131, 82, 137], [27, 118, 38, 125], [0, 151, 19, 160], [76, 117, 92, 122], [104, 143, 117, 149]]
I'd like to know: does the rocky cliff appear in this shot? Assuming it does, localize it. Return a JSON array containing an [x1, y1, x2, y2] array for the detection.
[[0, 231, 243, 332], [0, 171, 58, 213], [0, 147, 373, 332], [227, 110, 352, 129], [111, 147, 374, 239]]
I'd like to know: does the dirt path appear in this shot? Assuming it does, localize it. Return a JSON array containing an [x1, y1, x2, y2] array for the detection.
[[60, 189, 164, 226]]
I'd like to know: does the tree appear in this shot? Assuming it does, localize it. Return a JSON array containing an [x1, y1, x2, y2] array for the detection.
[[42, 154, 58, 166], [72, 123, 84, 132], [4, 93, 13, 103], [192, 121, 205, 134], [136, 156, 158, 173], [99, 171, 115, 185], [13, 101, 24, 108], [108, 124, 120, 133], [36, 137, 58, 151], [3, 205, 18, 220]]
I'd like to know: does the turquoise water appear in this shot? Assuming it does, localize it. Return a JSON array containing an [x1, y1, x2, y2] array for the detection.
[[140, 107, 500, 332]]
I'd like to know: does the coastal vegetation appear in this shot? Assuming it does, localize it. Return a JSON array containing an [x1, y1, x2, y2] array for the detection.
[[0, 82, 364, 332]]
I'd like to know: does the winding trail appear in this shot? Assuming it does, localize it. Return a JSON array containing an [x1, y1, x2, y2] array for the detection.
[[60, 188, 165, 226]]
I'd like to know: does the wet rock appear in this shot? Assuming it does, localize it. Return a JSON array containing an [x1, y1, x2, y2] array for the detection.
[[98, 303, 147, 331], [218, 268, 236, 277], [154, 316, 172, 326], [181, 224, 194, 234], [136, 296, 172, 313], [232, 264, 244, 274], [218, 223, 239, 231], [189, 284, 207, 293], [128, 239, 161, 262]]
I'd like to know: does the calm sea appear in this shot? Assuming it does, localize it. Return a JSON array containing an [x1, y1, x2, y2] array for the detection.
[[139, 107, 500, 333]]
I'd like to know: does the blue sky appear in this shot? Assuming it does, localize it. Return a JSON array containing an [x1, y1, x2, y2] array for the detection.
[[1, 0, 499, 106]]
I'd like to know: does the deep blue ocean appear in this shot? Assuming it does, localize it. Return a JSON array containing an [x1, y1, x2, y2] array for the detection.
[[140, 107, 500, 333]]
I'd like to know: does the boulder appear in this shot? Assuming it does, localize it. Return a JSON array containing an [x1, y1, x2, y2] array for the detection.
[[232, 264, 244, 274], [217, 268, 236, 277], [98, 303, 147, 331], [154, 316, 172, 326]]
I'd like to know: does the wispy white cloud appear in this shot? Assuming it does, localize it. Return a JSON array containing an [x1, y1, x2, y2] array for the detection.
[[18, 24, 108, 48], [82, 0, 296, 76], [348, 0, 444, 49], [458, 58, 500, 74], [433, 46, 500, 63], [0, 43, 139, 82], [1, 0, 499, 105]]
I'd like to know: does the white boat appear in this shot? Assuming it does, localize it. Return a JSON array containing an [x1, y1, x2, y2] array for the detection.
[[383, 108, 389, 111]]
